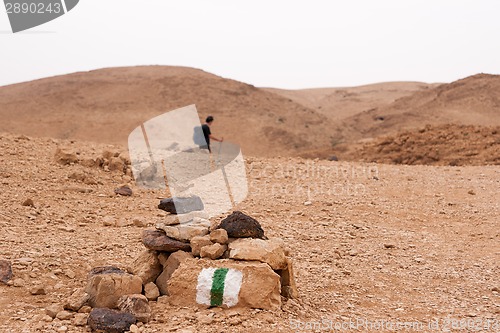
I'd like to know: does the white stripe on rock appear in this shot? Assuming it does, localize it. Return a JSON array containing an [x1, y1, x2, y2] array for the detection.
[[196, 267, 216, 306], [223, 269, 243, 307]]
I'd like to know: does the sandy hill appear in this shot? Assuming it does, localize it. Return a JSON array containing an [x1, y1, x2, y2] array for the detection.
[[0, 66, 333, 157], [265, 81, 439, 121], [334, 73, 500, 144]]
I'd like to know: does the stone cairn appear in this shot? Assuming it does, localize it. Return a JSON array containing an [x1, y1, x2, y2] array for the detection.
[[70, 195, 298, 332]]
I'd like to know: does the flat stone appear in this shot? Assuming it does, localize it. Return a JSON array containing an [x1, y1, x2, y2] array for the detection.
[[0, 260, 13, 284], [114, 186, 132, 196], [156, 223, 209, 242], [142, 230, 191, 252], [56, 310, 73, 321], [88, 266, 125, 278], [228, 238, 287, 270], [87, 308, 136, 333], [216, 211, 265, 239], [158, 196, 204, 214]]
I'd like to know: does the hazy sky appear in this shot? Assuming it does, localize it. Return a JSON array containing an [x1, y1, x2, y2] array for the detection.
[[1, 0, 499, 89]]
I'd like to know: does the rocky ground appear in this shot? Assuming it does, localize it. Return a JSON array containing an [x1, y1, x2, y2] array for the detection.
[[0, 132, 498, 332]]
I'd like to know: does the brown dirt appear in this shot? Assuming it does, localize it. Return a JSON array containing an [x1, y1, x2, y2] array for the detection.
[[1, 132, 498, 332], [349, 124, 500, 166]]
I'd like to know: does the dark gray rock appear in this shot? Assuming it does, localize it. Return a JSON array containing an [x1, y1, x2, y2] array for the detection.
[[216, 211, 266, 239], [158, 196, 204, 214], [142, 230, 191, 252], [87, 308, 135, 333], [88, 266, 125, 279], [0, 260, 13, 284], [114, 186, 132, 196]]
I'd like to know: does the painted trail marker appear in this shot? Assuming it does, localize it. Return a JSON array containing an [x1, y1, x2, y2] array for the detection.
[[128, 105, 248, 219], [196, 267, 243, 308]]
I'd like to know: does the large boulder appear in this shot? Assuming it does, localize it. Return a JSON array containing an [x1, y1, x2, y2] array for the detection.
[[129, 250, 162, 285], [158, 196, 204, 214], [142, 230, 191, 252], [167, 259, 281, 310], [156, 251, 193, 295], [228, 238, 287, 270], [86, 270, 142, 309], [216, 211, 265, 239], [87, 308, 136, 333]]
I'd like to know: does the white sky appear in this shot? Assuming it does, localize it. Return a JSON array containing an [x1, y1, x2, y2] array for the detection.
[[1, 0, 499, 89]]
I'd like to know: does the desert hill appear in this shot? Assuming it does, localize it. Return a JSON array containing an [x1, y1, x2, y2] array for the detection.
[[333, 73, 500, 144], [266, 81, 440, 121], [0, 66, 333, 157]]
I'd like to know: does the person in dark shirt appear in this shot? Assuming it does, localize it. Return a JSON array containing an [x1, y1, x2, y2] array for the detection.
[[201, 115, 223, 153]]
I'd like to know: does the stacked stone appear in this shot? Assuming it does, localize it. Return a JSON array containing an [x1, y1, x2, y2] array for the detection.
[[73, 196, 298, 332]]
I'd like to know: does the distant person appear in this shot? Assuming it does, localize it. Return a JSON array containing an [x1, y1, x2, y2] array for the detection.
[[201, 116, 223, 153]]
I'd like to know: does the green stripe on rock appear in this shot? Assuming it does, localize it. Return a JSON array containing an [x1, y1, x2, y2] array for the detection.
[[210, 268, 229, 306]]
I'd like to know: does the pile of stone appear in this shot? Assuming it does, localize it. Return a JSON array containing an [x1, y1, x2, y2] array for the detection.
[[54, 146, 132, 175], [63, 196, 297, 332]]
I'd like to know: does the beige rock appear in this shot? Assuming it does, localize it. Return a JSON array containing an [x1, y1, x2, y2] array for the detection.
[[45, 304, 64, 319], [64, 288, 89, 312], [190, 235, 213, 257], [130, 250, 162, 285], [72, 313, 88, 326], [229, 238, 287, 270], [116, 218, 133, 227], [200, 243, 227, 260], [86, 273, 142, 308], [210, 229, 229, 244], [30, 284, 46, 295], [168, 259, 281, 310], [191, 217, 211, 228], [56, 310, 73, 320], [109, 157, 125, 172], [277, 258, 299, 299], [156, 251, 194, 295], [133, 217, 148, 227], [117, 294, 151, 323], [102, 216, 115, 227], [157, 223, 209, 242], [144, 282, 160, 301], [54, 148, 78, 165]]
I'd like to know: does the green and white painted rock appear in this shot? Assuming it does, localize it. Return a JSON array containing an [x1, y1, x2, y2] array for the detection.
[[196, 268, 243, 307], [167, 259, 281, 310]]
